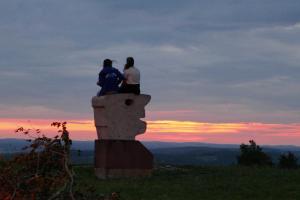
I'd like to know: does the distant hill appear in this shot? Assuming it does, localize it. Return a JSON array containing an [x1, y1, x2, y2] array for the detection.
[[2, 138, 300, 166], [0, 139, 95, 153], [0, 139, 29, 153], [142, 141, 240, 149], [2, 138, 300, 152]]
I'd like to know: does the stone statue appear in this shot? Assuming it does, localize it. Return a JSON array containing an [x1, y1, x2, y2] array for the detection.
[[92, 94, 151, 140], [91, 93, 153, 179]]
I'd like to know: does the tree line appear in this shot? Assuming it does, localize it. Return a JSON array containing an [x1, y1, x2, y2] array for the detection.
[[237, 140, 298, 169]]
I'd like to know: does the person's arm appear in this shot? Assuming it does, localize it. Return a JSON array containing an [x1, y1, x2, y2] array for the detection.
[[121, 69, 130, 85], [97, 71, 105, 87], [116, 69, 125, 85]]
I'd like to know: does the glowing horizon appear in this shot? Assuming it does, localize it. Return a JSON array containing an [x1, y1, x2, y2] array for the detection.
[[0, 118, 299, 145], [1, 1, 300, 149]]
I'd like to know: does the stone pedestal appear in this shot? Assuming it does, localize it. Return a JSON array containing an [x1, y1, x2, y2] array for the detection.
[[94, 140, 153, 179], [91, 94, 153, 179]]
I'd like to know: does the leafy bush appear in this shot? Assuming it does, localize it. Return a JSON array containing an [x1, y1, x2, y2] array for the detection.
[[0, 122, 76, 199], [279, 152, 298, 169], [0, 122, 119, 199], [237, 140, 273, 166]]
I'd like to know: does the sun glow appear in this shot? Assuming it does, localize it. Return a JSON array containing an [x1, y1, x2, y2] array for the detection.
[[147, 120, 249, 134], [0, 118, 299, 144]]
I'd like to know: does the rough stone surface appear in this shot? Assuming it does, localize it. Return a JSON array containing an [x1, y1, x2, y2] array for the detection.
[[94, 140, 153, 179], [92, 94, 151, 140], [91, 93, 153, 179]]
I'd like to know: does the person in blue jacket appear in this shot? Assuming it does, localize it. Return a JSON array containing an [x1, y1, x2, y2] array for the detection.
[[97, 59, 124, 96]]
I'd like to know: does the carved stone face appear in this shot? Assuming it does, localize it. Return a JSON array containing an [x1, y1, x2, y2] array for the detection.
[[92, 94, 151, 140]]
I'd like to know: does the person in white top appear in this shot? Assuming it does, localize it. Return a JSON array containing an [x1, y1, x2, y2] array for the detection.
[[119, 57, 141, 95]]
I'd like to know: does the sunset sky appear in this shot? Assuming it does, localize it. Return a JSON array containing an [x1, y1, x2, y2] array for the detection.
[[0, 1, 300, 145]]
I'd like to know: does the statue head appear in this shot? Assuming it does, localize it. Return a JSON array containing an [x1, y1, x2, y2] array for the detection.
[[92, 94, 151, 140]]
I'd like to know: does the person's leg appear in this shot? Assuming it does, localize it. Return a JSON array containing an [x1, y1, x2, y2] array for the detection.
[[119, 83, 129, 93], [106, 91, 118, 95], [119, 84, 140, 94], [126, 84, 140, 95], [97, 89, 104, 96], [134, 84, 140, 95]]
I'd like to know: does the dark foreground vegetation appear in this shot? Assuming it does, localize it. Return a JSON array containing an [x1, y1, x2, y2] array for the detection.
[[74, 165, 300, 200]]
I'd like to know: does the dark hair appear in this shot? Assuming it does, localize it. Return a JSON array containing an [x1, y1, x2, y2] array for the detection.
[[103, 59, 112, 67], [124, 57, 134, 70]]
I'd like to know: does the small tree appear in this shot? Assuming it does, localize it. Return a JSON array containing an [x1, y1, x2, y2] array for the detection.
[[237, 140, 273, 166], [279, 152, 298, 169], [0, 122, 76, 199]]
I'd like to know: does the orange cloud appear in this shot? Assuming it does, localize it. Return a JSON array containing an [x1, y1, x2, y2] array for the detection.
[[0, 118, 300, 144], [147, 120, 250, 134]]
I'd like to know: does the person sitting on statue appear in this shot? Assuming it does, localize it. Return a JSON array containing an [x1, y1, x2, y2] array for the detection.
[[97, 59, 124, 96], [119, 57, 141, 95]]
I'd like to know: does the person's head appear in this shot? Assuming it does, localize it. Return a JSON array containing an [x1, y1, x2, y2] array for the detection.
[[124, 57, 134, 69], [103, 59, 112, 68]]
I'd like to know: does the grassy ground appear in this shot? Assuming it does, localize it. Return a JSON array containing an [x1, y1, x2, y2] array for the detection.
[[74, 165, 300, 200]]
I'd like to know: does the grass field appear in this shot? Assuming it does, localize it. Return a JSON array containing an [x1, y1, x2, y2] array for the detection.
[[74, 165, 300, 200]]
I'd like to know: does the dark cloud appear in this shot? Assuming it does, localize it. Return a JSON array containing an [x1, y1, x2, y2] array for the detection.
[[0, 0, 300, 123]]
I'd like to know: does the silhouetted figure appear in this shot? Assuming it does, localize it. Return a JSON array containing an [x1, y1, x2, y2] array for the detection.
[[119, 57, 141, 95], [97, 59, 124, 96]]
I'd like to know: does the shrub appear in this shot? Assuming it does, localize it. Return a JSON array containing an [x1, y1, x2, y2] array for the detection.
[[237, 140, 273, 166], [0, 122, 75, 199], [0, 122, 119, 200], [279, 152, 298, 169]]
